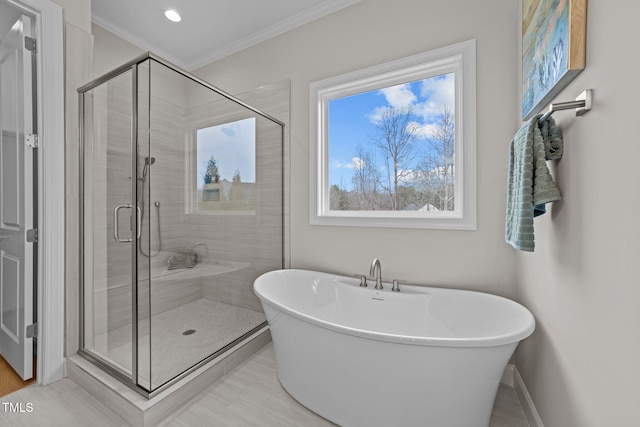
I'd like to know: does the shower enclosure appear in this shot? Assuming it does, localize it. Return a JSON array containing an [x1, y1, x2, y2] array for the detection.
[[78, 53, 283, 396]]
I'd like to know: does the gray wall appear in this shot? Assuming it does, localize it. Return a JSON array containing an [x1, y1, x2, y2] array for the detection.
[[89, 0, 640, 425], [192, 0, 640, 425], [515, 1, 640, 425], [194, 0, 520, 296]]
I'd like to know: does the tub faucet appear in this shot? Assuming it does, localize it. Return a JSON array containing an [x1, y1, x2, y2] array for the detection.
[[370, 258, 383, 290]]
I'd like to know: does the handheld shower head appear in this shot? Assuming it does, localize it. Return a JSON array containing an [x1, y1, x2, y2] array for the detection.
[[141, 156, 156, 180]]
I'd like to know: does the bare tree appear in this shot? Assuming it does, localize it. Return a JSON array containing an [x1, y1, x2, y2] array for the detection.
[[371, 106, 417, 210], [351, 145, 381, 210], [415, 105, 455, 211]]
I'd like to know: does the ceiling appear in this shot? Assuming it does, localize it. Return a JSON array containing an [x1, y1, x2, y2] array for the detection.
[[91, 0, 361, 70]]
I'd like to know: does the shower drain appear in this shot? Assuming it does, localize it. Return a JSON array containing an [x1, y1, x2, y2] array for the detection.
[[182, 329, 196, 336]]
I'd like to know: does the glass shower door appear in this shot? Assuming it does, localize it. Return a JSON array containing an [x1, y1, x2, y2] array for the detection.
[[142, 59, 281, 391], [80, 53, 284, 396], [81, 68, 136, 378]]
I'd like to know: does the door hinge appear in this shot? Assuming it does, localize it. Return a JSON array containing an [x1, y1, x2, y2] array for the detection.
[[26, 323, 38, 339], [24, 36, 36, 53], [26, 134, 38, 148], [26, 229, 38, 243]]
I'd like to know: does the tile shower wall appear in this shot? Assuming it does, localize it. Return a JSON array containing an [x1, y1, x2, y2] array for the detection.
[[145, 65, 202, 319], [81, 71, 132, 344], [86, 13, 290, 379], [89, 64, 287, 341], [186, 81, 287, 313], [87, 66, 198, 338]]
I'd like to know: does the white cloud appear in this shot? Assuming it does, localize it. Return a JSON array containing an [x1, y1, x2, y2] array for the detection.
[[397, 168, 420, 184], [368, 84, 417, 124], [367, 74, 455, 129], [415, 74, 455, 122], [379, 83, 417, 109], [352, 156, 365, 169], [408, 121, 439, 139], [368, 106, 388, 124], [332, 156, 364, 170]]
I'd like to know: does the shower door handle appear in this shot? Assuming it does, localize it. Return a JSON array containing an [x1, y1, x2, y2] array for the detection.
[[113, 205, 143, 242], [114, 204, 135, 243], [135, 206, 142, 240]]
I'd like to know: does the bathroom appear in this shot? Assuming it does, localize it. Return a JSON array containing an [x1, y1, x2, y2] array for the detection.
[[0, 0, 639, 426]]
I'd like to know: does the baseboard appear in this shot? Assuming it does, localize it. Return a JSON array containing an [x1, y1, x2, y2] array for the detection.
[[513, 367, 544, 427], [500, 364, 515, 387]]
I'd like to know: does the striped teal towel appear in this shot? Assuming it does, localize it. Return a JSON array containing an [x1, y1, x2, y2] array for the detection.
[[505, 115, 563, 251]]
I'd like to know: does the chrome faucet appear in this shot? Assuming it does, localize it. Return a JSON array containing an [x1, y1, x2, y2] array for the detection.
[[370, 258, 383, 290]]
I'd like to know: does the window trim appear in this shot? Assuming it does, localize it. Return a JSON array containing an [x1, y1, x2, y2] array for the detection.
[[309, 39, 476, 230]]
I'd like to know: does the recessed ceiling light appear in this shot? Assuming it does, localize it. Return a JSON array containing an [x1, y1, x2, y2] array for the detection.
[[164, 9, 181, 22]]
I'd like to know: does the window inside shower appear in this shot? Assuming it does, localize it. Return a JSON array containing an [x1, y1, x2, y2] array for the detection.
[[79, 56, 284, 395], [194, 117, 257, 213]]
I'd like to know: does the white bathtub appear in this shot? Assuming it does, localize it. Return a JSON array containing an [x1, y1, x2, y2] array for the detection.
[[254, 269, 535, 427]]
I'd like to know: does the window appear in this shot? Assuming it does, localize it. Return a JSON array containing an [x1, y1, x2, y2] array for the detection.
[[310, 39, 476, 229], [194, 117, 256, 213]]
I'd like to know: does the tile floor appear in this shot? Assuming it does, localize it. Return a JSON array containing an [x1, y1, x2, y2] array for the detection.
[[0, 344, 529, 426], [97, 298, 266, 389]]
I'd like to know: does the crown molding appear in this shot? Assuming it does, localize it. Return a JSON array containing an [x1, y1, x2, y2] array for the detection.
[[92, 0, 361, 71], [185, 0, 361, 70], [91, 14, 188, 69]]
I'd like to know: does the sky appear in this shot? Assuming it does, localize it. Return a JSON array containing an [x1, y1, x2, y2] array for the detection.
[[328, 73, 454, 191], [196, 117, 256, 189]]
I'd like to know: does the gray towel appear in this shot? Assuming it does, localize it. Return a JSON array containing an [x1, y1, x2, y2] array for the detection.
[[505, 115, 563, 252], [167, 253, 195, 270]]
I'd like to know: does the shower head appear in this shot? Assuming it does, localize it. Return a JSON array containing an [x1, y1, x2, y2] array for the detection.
[[141, 156, 156, 180]]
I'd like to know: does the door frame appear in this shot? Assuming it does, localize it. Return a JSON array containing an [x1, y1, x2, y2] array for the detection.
[[4, 0, 64, 385]]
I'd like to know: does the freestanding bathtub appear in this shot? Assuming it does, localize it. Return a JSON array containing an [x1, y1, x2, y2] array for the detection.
[[254, 269, 535, 427]]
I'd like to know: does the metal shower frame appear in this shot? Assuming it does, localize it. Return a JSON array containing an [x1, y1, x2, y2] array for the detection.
[[77, 52, 285, 398]]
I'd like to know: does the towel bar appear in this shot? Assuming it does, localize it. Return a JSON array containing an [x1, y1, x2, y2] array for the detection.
[[539, 89, 592, 122]]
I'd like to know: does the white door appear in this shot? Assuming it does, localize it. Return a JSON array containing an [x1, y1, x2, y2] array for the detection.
[[0, 14, 35, 381]]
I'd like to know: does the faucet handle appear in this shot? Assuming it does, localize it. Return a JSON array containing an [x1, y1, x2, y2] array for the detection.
[[352, 274, 368, 287], [391, 279, 405, 292]]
